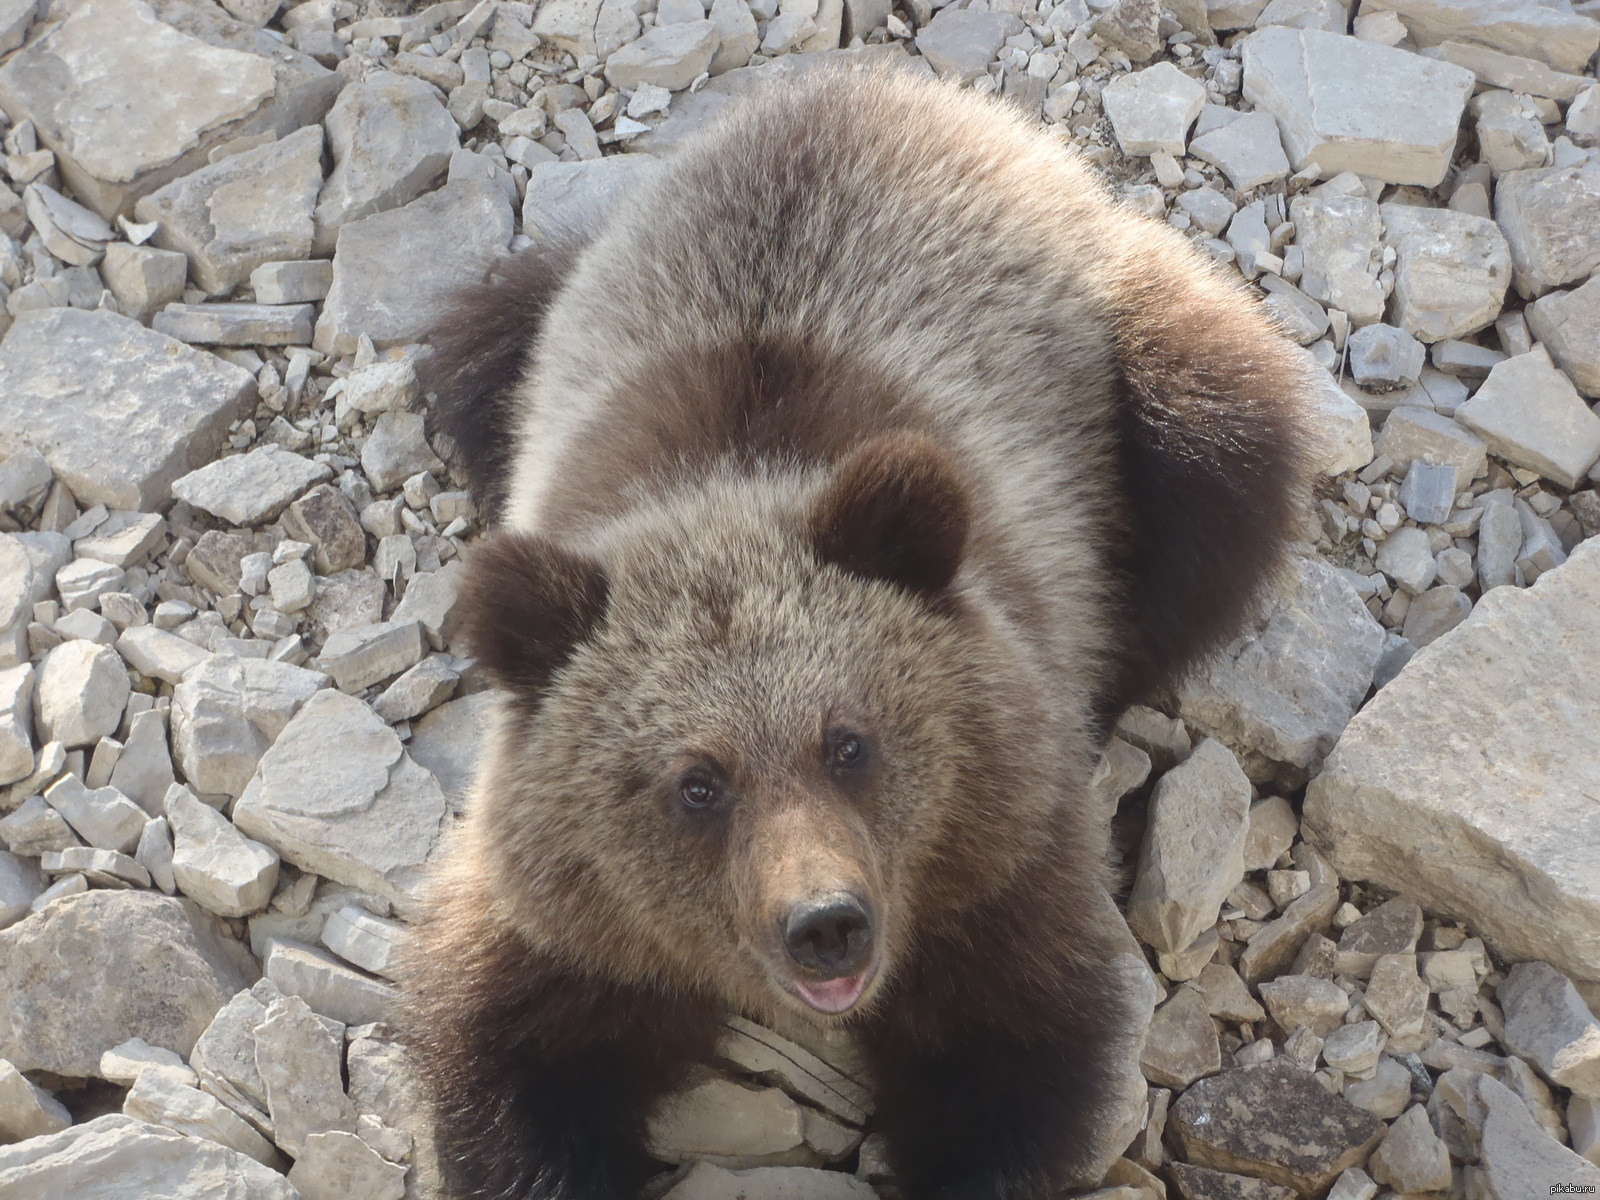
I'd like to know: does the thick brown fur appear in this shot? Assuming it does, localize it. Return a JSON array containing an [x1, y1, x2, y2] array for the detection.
[[404, 65, 1315, 1200]]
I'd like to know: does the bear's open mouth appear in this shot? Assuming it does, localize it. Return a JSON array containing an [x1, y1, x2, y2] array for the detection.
[[790, 966, 874, 1014]]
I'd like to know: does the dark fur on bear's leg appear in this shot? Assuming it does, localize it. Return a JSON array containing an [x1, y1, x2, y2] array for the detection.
[[423, 243, 580, 523], [865, 856, 1137, 1200], [403, 902, 720, 1200]]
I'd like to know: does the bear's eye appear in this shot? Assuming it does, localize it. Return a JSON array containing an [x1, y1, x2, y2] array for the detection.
[[830, 732, 866, 769], [679, 772, 719, 810]]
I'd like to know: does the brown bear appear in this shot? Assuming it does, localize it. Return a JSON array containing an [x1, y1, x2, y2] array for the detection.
[[402, 64, 1314, 1200]]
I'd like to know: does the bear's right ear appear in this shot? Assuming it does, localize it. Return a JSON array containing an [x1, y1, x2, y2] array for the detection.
[[808, 431, 971, 597], [457, 531, 611, 698]]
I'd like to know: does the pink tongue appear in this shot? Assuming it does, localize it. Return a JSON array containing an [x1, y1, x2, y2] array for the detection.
[[793, 973, 867, 1014]]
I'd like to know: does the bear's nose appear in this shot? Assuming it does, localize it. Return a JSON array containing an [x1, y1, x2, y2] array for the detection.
[[781, 894, 873, 976]]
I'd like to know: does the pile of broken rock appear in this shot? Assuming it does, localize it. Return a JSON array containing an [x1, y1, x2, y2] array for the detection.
[[1, 0, 1600, 1195]]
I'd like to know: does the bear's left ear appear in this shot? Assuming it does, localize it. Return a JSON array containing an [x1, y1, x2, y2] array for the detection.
[[457, 531, 611, 698], [808, 431, 971, 597]]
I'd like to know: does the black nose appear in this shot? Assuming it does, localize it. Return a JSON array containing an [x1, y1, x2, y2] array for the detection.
[[782, 894, 874, 975]]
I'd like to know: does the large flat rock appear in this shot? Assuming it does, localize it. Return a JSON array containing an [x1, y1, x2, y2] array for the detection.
[[1304, 537, 1600, 985], [314, 177, 514, 355], [0, 308, 255, 510], [1241, 27, 1474, 187], [0, 892, 257, 1077], [0, 0, 334, 220]]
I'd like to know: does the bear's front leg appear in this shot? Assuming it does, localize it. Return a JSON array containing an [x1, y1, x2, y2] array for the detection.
[[403, 915, 719, 1200], [864, 887, 1143, 1200]]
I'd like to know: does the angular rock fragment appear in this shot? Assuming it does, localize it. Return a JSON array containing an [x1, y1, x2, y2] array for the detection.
[[1359, 0, 1599, 73], [1498, 962, 1600, 1098], [288, 1129, 408, 1200], [1305, 539, 1600, 983], [134, 126, 324, 295], [263, 939, 397, 1026], [172, 445, 332, 527], [122, 1069, 277, 1165], [1455, 347, 1600, 490], [1101, 62, 1207, 157], [321, 903, 409, 978], [1127, 739, 1251, 955], [153, 302, 316, 348], [170, 657, 328, 800], [1380, 204, 1512, 343], [318, 620, 427, 693], [101, 244, 188, 321], [234, 689, 445, 912], [1371, 406, 1487, 482], [1495, 164, 1600, 298], [1242, 27, 1474, 186], [43, 774, 146, 853], [1259, 974, 1348, 1037], [0, 1114, 297, 1199], [255, 993, 356, 1157], [0, 891, 256, 1077], [1290, 195, 1384, 327], [34, 640, 130, 749], [662, 1161, 875, 1200], [1526, 275, 1600, 397], [1188, 110, 1289, 191], [315, 178, 514, 354], [167, 784, 278, 918], [100, 1037, 198, 1089], [647, 1075, 812, 1166], [1171, 1060, 1386, 1194], [604, 20, 720, 91], [1139, 984, 1221, 1090], [1178, 556, 1384, 777], [0, 309, 254, 510], [40, 846, 149, 888], [1477, 1073, 1600, 1197]]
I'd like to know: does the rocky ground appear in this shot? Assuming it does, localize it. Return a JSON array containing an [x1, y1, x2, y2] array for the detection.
[[0, 0, 1599, 1196]]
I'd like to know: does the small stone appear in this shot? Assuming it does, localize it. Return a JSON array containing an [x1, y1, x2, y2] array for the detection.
[[1102, 62, 1208, 157], [361, 412, 445, 494], [1526, 275, 1600, 398], [1178, 187, 1237, 236], [314, 72, 459, 254], [262, 939, 398, 1027], [321, 903, 409, 978], [0, 1059, 71, 1142], [1398, 459, 1456, 524], [1348, 324, 1425, 391], [0, 891, 255, 1078], [647, 1074, 809, 1166], [342, 360, 418, 417], [605, 20, 720, 90], [912, 9, 1021, 83], [1171, 1060, 1386, 1194], [1363, 954, 1430, 1042], [122, 1068, 277, 1165], [1127, 739, 1251, 955], [718, 1016, 871, 1125], [371, 656, 458, 723], [1188, 110, 1290, 191], [281, 484, 367, 577], [288, 1129, 408, 1200], [1290, 194, 1385, 327], [0, 797, 79, 857], [1498, 961, 1600, 1098], [165, 784, 278, 918], [1243, 27, 1474, 186], [34, 640, 130, 749], [1260, 974, 1350, 1037], [1178, 556, 1384, 776], [0, 851, 44, 930], [1367, 1102, 1451, 1193], [268, 559, 315, 614], [1140, 984, 1222, 1090], [100, 1036, 197, 1089], [1495, 163, 1600, 298], [1375, 526, 1437, 595], [1474, 88, 1551, 174], [74, 511, 165, 571], [1401, 584, 1471, 647], [43, 774, 145, 854], [250, 260, 334, 306], [1168, 1163, 1296, 1200], [153, 302, 316, 348], [1238, 885, 1340, 984], [1455, 347, 1600, 489], [1192, 962, 1266, 1023], [40, 846, 150, 888], [233, 689, 446, 913], [170, 657, 329, 800], [1344, 1054, 1412, 1118], [55, 558, 126, 613], [255, 992, 356, 1157], [317, 620, 427, 693], [1477, 1072, 1600, 1198], [1322, 1021, 1385, 1076], [1372, 406, 1488, 482], [100, 243, 187, 321]]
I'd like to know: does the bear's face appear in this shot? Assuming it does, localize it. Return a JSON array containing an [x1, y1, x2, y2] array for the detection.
[[460, 434, 1062, 1022]]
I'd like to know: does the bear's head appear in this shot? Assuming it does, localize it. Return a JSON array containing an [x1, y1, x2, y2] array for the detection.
[[457, 432, 1083, 1023]]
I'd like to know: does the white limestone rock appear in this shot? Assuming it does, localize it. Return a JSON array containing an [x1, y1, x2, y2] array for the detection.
[[122, 1069, 277, 1165], [318, 619, 427, 693], [0, 0, 333, 220], [288, 1129, 408, 1200], [1371, 406, 1488, 482], [1179, 555, 1385, 776], [0, 309, 255, 511], [0, 664, 32, 787], [43, 774, 146, 854], [0, 852, 44, 930], [33, 640, 130, 750], [1357, 0, 1599, 74], [1242, 27, 1474, 187], [520, 156, 667, 245], [132, 126, 324, 296], [263, 938, 398, 1027], [1380, 203, 1512, 342], [1290, 194, 1385, 326], [1102, 62, 1208, 157], [1455, 347, 1600, 490], [1526, 274, 1600, 397], [100, 1037, 198, 1089], [321, 903, 409, 978], [166, 784, 278, 918], [604, 19, 720, 90], [1188, 110, 1290, 191], [1304, 539, 1600, 986], [0, 891, 256, 1077], [1477, 1073, 1600, 1198], [107, 708, 176, 815], [74, 510, 166, 570], [172, 446, 333, 528], [1495, 164, 1600, 298], [912, 9, 1020, 83], [254, 992, 356, 1157], [315, 178, 514, 355], [189, 979, 280, 1128], [648, 1075, 813, 1167], [233, 689, 446, 913], [389, 561, 464, 651], [170, 657, 328, 800], [1127, 739, 1252, 956], [0, 1058, 70, 1143], [0, 1113, 297, 1199], [406, 690, 492, 814], [1499, 962, 1600, 1099]]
